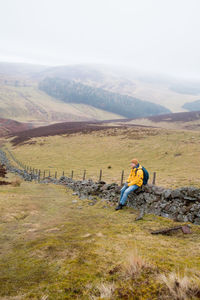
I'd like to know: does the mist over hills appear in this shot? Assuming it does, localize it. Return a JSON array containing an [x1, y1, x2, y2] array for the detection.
[[39, 77, 170, 118], [0, 62, 47, 78], [171, 82, 200, 95], [0, 62, 200, 125], [182, 99, 200, 111]]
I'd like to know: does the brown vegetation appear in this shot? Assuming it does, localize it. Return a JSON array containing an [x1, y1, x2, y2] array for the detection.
[[0, 117, 32, 137], [147, 110, 200, 123], [0, 164, 11, 185], [9, 121, 120, 145]]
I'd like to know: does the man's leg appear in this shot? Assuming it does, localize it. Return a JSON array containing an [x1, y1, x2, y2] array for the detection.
[[115, 184, 128, 210], [119, 184, 128, 203], [120, 185, 138, 206]]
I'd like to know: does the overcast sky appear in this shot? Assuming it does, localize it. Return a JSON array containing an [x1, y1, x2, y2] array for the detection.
[[0, 0, 200, 79]]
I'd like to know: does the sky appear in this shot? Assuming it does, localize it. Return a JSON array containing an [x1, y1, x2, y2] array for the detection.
[[0, 0, 200, 79]]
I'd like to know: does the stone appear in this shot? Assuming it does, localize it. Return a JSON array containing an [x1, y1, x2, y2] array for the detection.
[[187, 213, 195, 223], [183, 196, 196, 201], [171, 189, 183, 199], [144, 193, 157, 204], [176, 214, 188, 222], [194, 218, 200, 225], [161, 212, 170, 218], [163, 189, 172, 199]]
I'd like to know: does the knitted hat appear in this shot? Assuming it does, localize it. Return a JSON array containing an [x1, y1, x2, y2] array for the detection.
[[131, 158, 138, 165]]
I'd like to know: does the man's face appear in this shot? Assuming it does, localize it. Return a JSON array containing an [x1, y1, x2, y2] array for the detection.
[[130, 162, 136, 168]]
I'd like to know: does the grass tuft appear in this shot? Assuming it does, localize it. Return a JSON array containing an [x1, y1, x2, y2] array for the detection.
[[159, 271, 200, 300], [123, 249, 152, 279], [11, 178, 22, 187], [90, 281, 116, 299]]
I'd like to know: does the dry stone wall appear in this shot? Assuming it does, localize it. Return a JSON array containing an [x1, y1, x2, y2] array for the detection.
[[58, 177, 200, 225]]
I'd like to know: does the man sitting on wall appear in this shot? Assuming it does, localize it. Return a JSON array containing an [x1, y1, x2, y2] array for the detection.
[[115, 158, 143, 210]]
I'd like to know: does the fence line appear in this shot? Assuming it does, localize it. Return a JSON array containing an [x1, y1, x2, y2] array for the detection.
[[3, 148, 156, 185]]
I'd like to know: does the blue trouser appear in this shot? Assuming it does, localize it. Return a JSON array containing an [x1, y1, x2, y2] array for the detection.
[[119, 183, 139, 205]]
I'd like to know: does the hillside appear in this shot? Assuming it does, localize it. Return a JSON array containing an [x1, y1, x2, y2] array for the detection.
[[0, 83, 123, 126], [39, 77, 170, 119], [0, 61, 47, 77], [1, 63, 200, 125], [6, 124, 200, 188], [183, 99, 200, 111], [34, 64, 200, 113], [1, 117, 200, 298], [0, 118, 32, 137], [0, 172, 200, 299], [170, 80, 200, 95], [9, 110, 200, 147], [117, 111, 200, 131], [9, 120, 118, 146]]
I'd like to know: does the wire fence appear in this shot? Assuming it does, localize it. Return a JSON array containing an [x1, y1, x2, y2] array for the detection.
[[4, 148, 156, 186]]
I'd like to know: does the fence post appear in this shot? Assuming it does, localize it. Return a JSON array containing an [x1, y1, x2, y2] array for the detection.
[[49, 170, 51, 177], [55, 171, 57, 179], [71, 170, 74, 179], [62, 171, 65, 177], [152, 172, 156, 185], [83, 170, 86, 180], [43, 170, 45, 179], [38, 170, 41, 182], [99, 169, 102, 182], [121, 170, 124, 186]]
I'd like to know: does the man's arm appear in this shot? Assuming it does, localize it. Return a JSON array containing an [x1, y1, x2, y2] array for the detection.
[[126, 170, 132, 183]]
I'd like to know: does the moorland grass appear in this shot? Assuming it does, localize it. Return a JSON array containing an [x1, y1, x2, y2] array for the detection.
[[5, 126, 200, 188], [0, 173, 200, 299]]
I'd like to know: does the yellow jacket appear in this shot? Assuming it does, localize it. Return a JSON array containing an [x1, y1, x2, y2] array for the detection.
[[127, 164, 143, 187]]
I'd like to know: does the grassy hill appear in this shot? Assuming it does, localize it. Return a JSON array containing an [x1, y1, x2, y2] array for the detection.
[[0, 83, 123, 126], [5, 125, 200, 189], [1, 121, 200, 298], [39, 77, 170, 119]]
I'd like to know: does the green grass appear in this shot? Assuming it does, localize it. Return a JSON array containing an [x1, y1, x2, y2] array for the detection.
[[1, 127, 200, 298], [5, 126, 200, 188], [0, 173, 200, 299]]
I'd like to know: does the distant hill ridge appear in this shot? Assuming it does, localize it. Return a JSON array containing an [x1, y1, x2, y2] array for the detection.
[[2, 62, 200, 125], [39, 77, 171, 119], [182, 100, 200, 111]]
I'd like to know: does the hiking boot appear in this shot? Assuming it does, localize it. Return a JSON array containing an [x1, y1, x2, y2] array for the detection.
[[115, 203, 124, 211]]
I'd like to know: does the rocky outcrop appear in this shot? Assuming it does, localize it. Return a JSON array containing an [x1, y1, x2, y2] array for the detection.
[[0, 149, 200, 224]]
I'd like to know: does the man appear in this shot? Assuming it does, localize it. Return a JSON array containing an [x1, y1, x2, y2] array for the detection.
[[115, 158, 144, 210]]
